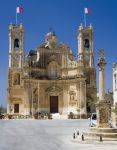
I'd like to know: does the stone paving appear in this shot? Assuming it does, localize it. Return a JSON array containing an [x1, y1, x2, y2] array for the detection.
[[0, 119, 117, 150]]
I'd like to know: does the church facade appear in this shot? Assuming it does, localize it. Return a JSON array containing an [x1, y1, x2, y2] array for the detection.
[[7, 23, 97, 116]]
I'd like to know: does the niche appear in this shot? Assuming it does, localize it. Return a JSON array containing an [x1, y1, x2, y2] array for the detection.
[[13, 73, 20, 85]]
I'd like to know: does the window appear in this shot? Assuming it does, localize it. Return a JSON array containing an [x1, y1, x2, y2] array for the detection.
[[14, 104, 19, 113], [14, 38, 19, 48], [84, 39, 89, 48], [47, 61, 60, 78], [50, 67, 57, 77]]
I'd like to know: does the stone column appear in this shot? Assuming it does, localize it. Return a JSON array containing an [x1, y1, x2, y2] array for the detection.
[[98, 62, 105, 101], [80, 81, 87, 116], [96, 49, 111, 128]]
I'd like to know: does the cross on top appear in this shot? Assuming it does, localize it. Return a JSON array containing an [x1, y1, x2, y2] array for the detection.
[[98, 49, 105, 58]]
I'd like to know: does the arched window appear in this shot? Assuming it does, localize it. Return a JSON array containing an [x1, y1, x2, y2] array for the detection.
[[14, 38, 19, 48], [84, 39, 89, 48], [47, 61, 60, 78]]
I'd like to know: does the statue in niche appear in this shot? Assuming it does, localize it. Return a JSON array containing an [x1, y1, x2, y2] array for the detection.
[[13, 74, 20, 85], [70, 93, 74, 101], [69, 91, 76, 105], [14, 38, 19, 48]]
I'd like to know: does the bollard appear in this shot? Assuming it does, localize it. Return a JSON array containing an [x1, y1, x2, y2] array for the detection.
[[73, 133, 76, 139], [100, 135, 103, 142], [82, 134, 84, 141], [77, 131, 79, 135]]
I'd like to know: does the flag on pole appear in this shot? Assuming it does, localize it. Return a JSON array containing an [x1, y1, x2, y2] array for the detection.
[[84, 8, 91, 27], [16, 7, 23, 25], [16, 6, 23, 13], [85, 8, 91, 14]]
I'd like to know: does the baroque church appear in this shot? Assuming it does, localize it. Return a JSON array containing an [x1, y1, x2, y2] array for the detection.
[[7, 23, 97, 116]]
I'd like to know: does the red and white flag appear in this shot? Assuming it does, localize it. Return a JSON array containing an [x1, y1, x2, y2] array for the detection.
[[85, 8, 91, 14], [16, 7, 23, 13]]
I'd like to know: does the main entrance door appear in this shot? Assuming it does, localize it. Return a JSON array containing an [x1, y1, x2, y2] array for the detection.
[[50, 96, 58, 113]]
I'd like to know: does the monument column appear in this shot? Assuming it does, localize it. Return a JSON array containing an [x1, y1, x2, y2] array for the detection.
[[84, 49, 117, 140], [96, 49, 111, 128], [99, 59, 105, 101]]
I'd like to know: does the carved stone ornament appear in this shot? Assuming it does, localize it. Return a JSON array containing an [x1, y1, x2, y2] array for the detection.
[[45, 85, 62, 93]]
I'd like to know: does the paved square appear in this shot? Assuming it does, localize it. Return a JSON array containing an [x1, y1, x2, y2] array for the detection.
[[0, 119, 117, 150]]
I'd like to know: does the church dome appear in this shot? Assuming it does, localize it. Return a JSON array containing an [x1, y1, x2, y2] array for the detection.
[[29, 50, 37, 56]]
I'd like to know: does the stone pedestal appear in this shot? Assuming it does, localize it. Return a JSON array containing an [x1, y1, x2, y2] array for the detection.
[[96, 101, 111, 128]]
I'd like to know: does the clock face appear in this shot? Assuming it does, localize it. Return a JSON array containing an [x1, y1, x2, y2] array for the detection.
[[84, 55, 90, 66], [13, 54, 20, 67], [14, 54, 20, 62], [85, 55, 89, 60]]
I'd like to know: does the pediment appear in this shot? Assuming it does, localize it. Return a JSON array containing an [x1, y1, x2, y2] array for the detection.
[[45, 85, 62, 93]]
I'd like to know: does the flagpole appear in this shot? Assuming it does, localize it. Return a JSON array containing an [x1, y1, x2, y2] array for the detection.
[[16, 12, 18, 25], [84, 9, 86, 27]]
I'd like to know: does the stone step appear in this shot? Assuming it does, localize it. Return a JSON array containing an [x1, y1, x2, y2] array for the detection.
[[83, 132, 117, 138], [90, 127, 117, 133]]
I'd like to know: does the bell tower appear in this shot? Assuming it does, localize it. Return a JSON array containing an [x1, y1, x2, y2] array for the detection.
[[9, 24, 24, 68], [78, 23, 94, 67], [8, 24, 25, 115], [77, 23, 97, 114]]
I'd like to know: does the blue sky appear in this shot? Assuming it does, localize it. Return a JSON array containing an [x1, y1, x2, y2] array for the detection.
[[0, 0, 117, 107]]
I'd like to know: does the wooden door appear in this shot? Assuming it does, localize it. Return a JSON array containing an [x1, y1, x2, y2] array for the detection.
[[50, 96, 58, 113]]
